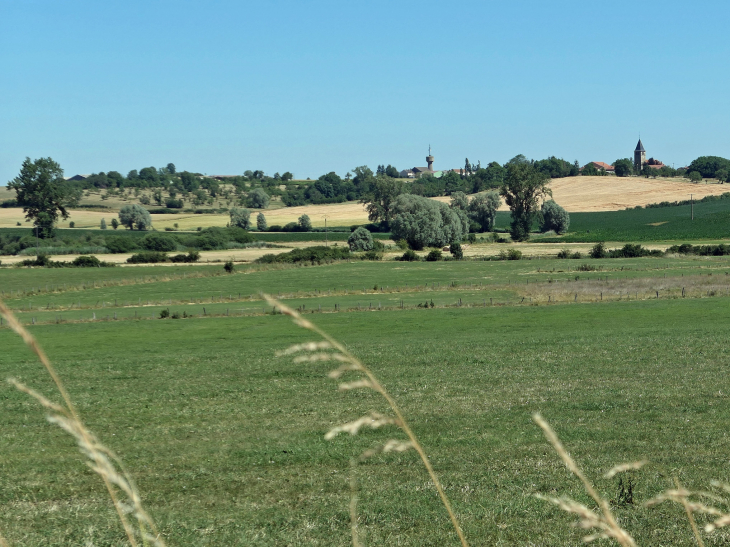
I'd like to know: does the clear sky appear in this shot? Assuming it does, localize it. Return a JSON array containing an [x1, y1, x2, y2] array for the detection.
[[2, 0, 729, 183]]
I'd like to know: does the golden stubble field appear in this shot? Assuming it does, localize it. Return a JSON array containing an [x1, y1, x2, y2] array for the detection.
[[2, 176, 727, 229]]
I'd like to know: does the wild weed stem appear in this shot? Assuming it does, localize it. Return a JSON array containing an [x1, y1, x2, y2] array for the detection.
[[266, 294, 469, 547]]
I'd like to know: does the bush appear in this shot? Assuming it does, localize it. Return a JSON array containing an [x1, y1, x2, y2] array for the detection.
[[100, 218, 107, 230], [69, 222, 75, 228], [165, 198, 184, 209], [348, 227, 374, 251], [105, 236, 138, 254], [362, 250, 383, 261], [159, 309, 170, 319], [170, 251, 200, 263], [540, 200, 570, 233], [578, 263, 596, 271], [224, 260, 235, 273], [141, 233, 177, 252], [450, 242, 464, 260], [557, 249, 571, 259], [127, 251, 168, 264], [111, 218, 119, 230], [399, 249, 419, 262], [426, 249, 443, 261], [256, 246, 351, 265], [498, 248, 522, 261], [71, 255, 102, 267], [667, 243, 730, 256], [589, 242, 608, 259]]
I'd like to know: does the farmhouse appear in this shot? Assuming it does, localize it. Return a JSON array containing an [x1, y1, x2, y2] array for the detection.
[[583, 161, 615, 173]]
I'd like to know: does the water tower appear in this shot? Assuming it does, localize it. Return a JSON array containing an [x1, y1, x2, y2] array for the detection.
[[426, 144, 434, 171]]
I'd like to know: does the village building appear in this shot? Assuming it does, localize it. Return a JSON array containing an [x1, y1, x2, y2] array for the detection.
[[400, 147, 436, 178], [582, 161, 615, 173]]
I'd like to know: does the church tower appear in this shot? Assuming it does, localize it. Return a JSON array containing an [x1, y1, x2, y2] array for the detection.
[[634, 139, 646, 172]]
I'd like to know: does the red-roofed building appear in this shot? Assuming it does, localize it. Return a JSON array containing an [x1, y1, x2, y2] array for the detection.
[[582, 161, 615, 173]]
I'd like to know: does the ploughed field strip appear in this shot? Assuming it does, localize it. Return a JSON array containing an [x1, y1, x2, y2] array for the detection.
[[2, 299, 730, 545], [3, 256, 730, 325]]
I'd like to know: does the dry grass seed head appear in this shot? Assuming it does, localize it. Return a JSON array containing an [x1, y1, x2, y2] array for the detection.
[[325, 412, 397, 440], [533, 413, 636, 547]]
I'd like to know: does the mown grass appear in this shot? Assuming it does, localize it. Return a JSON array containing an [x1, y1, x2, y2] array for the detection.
[[4, 256, 730, 312], [3, 300, 730, 545]]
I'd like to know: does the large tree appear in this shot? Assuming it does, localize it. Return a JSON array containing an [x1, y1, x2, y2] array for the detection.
[[360, 175, 405, 229], [390, 194, 468, 250], [8, 157, 80, 238], [118, 204, 152, 230], [613, 158, 633, 177], [500, 162, 551, 241], [468, 191, 501, 232]]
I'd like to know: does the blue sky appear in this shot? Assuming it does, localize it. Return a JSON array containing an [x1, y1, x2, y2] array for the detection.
[[1, 0, 729, 183]]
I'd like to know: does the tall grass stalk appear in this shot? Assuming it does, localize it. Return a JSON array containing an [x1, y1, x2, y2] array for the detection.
[[0, 299, 164, 547], [532, 412, 637, 546], [266, 294, 469, 547]]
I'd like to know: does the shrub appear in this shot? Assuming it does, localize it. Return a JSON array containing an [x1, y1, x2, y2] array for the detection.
[[100, 218, 107, 230], [589, 242, 608, 259], [557, 249, 571, 259], [578, 263, 596, 271], [141, 233, 177, 252], [111, 218, 119, 230], [165, 198, 184, 209], [230, 207, 251, 229], [256, 246, 351, 265], [395, 239, 409, 250], [71, 255, 102, 267], [105, 236, 138, 254], [348, 227, 374, 251], [399, 249, 419, 262], [224, 261, 235, 273], [467, 233, 476, 244], [69, 222, 75, 228], [450, 242, 464, 260], [170, 251, 200, 263], [497, 248, 522, 261], [127, 251, 168, 264], [159, 309, 170, 319], [426, 249, 443, 261], [362, 250, 383, 261]]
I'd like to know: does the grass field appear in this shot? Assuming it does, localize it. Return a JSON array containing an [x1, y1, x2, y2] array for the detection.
[[4, 252, 730, 545], [3, 291, 730, 545]]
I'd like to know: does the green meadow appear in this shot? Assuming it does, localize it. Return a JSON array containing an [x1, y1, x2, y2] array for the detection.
[[2, 256, 730, 545]]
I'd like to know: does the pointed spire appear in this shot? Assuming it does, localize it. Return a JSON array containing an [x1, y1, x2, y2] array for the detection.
[[635, 139, 645, 152]]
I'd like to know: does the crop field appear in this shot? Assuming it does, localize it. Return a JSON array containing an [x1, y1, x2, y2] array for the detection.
[[4, 253, 730, 546]]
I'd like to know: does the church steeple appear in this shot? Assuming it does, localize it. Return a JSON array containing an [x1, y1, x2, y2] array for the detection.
[[634, 138, 646, 171]]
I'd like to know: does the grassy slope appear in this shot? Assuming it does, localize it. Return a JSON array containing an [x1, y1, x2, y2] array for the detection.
[[2, 300, 730, 545], [492, 198, 730, 242]]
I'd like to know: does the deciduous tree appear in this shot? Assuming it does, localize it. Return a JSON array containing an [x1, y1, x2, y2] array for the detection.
[[8, 157, 80, 238], [500, 163, 551, 242]]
